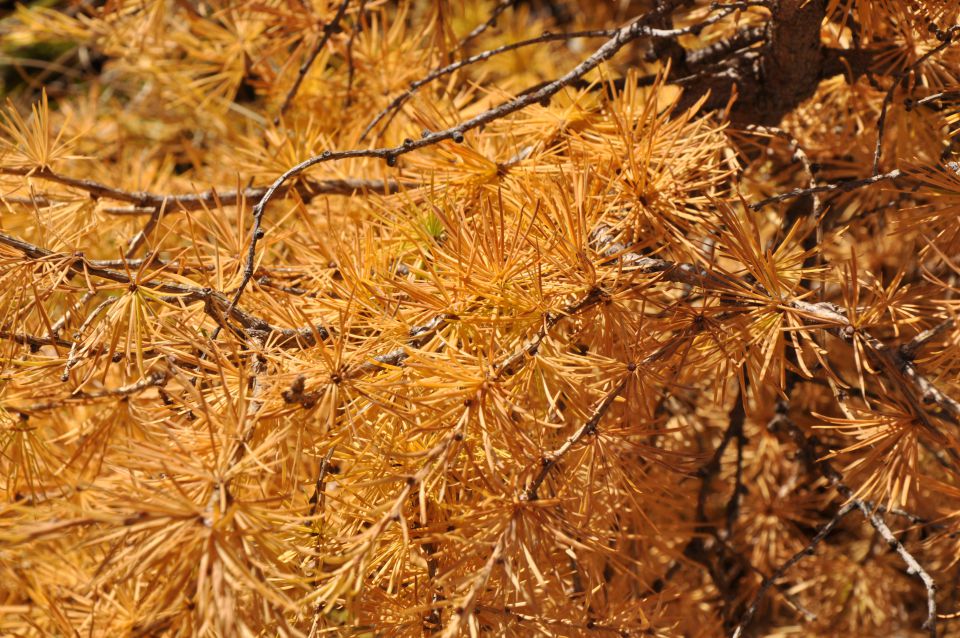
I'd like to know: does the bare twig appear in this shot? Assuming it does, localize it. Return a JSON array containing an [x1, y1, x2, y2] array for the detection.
[[855, 500, 938, 636], [678, 387, 748, 611], [359, 28, 617, 141], [724, 397, 748, 540], [457, 0, 515, 50], [685, 24, 766, 67], [743, 124, 821, 227], [749, 169, 903, 210], [900, 317, 956, 362], [343, 0, 366, 108], [276, 0, 352, 120], [764, 404, 940, 638], [307, 447, 338, 638], [0, 166, 405, 215], [0, 329, 73, 350]]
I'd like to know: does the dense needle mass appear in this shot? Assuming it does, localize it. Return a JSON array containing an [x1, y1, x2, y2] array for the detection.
[[1, 1, 960, 636]]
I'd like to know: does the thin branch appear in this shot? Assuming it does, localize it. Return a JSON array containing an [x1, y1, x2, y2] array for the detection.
[[765, 405, 940, 638], [61, 297, 116, 380], [276, 0, 352, 120], [475, 603, 628, 634], [0, 230, 330, 350], [855, 500, 938, 636], [730, 502, 856, 638], [724, 398, 748, 540], [358, 28, 618, 141], [228, 343, 270, 470], [712, 534, 819, 623], [342, 0, 366, 108], [685, 24, 766, 67], [0, 167, 405, 214], [304, 408, 472, 610], [749, 169, 903, 210], [791, 300, 960, 427], [493, 286, 607, 379], [341, 313, 453, 381], [0, 329, 73, 350], [524, 375, 629, 501], [592, 225, 960, 440], [900, 317, 956, 362], [679, 387, 748, 610], [743, 124, 821, 225], [12, 369, 169, 416], [873, 28, 960, 175], [81, 255, 215, 272], [306, 448, 337, 638], [440, 518, 515, 638], [456, 0, 515, 50]]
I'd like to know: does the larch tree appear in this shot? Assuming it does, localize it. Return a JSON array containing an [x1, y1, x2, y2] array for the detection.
[[1, 0, 960, 636]]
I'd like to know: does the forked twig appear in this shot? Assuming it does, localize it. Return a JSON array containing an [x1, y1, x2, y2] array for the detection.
[[749, 406, 941, 638]]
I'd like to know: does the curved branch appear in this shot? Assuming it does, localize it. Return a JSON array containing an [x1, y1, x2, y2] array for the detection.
[[228, 7, 738, 330]]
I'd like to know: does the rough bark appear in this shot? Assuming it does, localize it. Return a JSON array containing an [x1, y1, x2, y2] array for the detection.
[[675, 0, 828, 125]]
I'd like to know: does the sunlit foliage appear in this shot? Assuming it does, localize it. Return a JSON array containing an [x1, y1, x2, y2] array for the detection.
[[1, 1, 960, 636]]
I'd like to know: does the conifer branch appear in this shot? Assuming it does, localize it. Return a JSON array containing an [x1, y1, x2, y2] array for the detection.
[[359, 28, 618, 141], [11, 369, 169, 416], [761, 405, 940, 638], [791, 300, 960, 426], [749, 169, 903, 210], [900, 318, 956, 362], [524, 375, 629, 501], [456, 0, 515, 50], [276, 0, 352, 120], [731, 502, 856, 638], [439, 518, 515, 638], [0, 166, 405, 214], [0, 231, 330, 350], [231, 6, 739, 322], [5, 2, 960, 633], [304, 408, 472, 606], [873, 27, 960, 175]]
